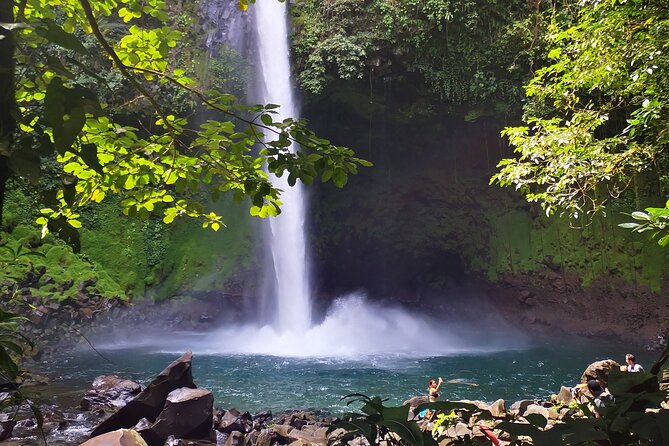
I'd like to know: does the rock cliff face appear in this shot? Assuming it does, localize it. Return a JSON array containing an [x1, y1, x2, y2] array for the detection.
[[491, 271, 669, 348]]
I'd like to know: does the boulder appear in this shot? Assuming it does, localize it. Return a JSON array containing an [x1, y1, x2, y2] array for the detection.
[[403, 396, 428, 408], [523, 404, 550, 420], [442, 422, 472, 439], [326, 428, 347, 442], [252, 411, 273, 430], [456, 400, 489, 411], [90, 351, 196, 438], [403, 395, 429, 418], [80, 429, 148, 446], [509, 400, 534, 417], [148, 387, 214, 443], [272, 424, 294, 438], [313, 427, 329, 441], [554, 386, 573, 406], [581, 359, 620, 385], [81, 375, 142, 411], [487, 399, 506, 418], [224, 431, 245, 446], [216, 409, 253, 434], [255, 430, 275, 446], [288, 429, 324, 444]]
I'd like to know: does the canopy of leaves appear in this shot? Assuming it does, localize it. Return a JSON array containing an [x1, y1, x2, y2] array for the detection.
[[291, 0, 538, 115], [492, 0, 669, 221], [2, 0, 370, 238], [294, 0, 538, 114]]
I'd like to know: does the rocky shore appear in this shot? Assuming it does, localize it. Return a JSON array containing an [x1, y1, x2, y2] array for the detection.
[[3, 352, 346, 445], [3, 352, 667, 446], [491, 271, 669, 350]]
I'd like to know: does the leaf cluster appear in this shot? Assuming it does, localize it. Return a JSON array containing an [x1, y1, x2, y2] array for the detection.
[[291, 0, 537, 114], [493, 0, 669, 220], [619, 202, 669, 247], [329, 394, 490, 446], [328, 394, 437, 446], [4, 0, 369, 238]]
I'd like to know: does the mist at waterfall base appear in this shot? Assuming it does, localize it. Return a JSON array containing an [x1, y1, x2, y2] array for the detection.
[[146, 293, 528, 357]]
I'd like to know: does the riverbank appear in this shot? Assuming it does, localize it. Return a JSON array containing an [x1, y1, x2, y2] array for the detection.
[[5, 350, 667, 445], [491, 271, 669, 350]]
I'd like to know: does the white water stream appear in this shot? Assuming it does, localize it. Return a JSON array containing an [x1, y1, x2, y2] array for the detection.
[[254, 0, 311, 333]]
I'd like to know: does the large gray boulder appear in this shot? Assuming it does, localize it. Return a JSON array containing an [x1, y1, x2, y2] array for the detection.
[[90, 352, 196, 438], [581, 359, 620, 385], [524, 404, 550, 420], [148, 387, 214, 443], [252, 410, 273, 430]]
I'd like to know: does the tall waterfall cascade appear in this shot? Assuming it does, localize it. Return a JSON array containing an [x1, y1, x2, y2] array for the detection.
[[253, 1, 311, 333]]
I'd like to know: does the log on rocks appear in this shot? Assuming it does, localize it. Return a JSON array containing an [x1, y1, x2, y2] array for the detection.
[[89, 351, 195, 438]]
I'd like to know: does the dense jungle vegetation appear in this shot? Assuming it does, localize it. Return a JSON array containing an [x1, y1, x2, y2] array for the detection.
[[0, 0, 667, 305]]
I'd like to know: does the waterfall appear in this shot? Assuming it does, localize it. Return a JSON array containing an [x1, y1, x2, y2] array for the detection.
[[253, 0, 311, 333]]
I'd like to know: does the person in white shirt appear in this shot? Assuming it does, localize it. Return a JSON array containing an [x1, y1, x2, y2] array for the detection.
[[625, 353, 644, 372]]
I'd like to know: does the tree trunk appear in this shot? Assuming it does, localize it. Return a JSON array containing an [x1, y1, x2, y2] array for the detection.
[[0, 1, 16, 227]]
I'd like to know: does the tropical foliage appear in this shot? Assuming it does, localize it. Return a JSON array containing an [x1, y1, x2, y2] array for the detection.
[[0, 0, 369, 242], [493, 0, 669, 223], [291, 0, 537, 115]]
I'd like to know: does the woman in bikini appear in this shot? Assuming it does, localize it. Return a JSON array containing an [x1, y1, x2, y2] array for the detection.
[[423, 377, 443, 420]]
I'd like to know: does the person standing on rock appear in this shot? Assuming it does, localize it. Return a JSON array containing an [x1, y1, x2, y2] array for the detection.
[[422, 377, 443, 421], [625, 353, 644, 372], [429, 377, 443, 402]]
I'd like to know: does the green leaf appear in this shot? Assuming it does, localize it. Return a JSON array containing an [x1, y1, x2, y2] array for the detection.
[[260, 114, 273, 126], [63, 181, 77, 207], [631, 211, 651, 221], [607, 370, 657, 394], [381, 405, 430, 446], [497, 421, 541, 439], [36, 19, 88, 54], [0, 348, 19, 381], [79, 143, 103, 175], [658, 234, 669, 247], [44, 79, 101, 153]]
